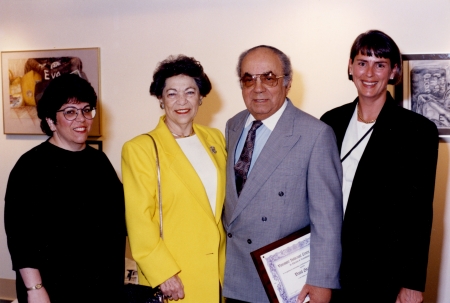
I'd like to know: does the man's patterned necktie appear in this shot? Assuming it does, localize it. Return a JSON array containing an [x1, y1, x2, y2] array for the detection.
[[234, 120, 263, 196]]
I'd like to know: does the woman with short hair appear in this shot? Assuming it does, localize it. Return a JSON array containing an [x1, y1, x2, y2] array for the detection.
[[122, 55, 226, 302], [5, 74, 125, 303], [321, 30, 438, 303]]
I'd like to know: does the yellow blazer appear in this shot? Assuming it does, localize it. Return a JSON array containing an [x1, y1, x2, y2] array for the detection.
[[122, 116, 226, 303]]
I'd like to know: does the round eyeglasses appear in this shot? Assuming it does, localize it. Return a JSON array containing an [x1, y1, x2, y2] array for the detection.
[[56, 106, 96, 121], [240, 72, 285, 88]]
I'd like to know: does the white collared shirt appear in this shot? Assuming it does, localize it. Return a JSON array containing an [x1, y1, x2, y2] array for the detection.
[[234, 99, 288, 174]]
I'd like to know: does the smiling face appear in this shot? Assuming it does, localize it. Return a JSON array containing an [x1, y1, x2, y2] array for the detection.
[[240, 48, 292, 120], [47, 101, 93, 151], [349, 52, 397, 104], [161, 74, 201, 132]]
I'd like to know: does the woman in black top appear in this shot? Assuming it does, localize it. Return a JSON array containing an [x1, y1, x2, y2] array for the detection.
[[5, 74, 125, 303]]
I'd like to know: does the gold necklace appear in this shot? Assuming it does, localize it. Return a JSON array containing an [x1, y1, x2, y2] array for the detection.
[[164, 118, 195, 138], [170, 128, 195, 138], [357, 105, 376, 124]]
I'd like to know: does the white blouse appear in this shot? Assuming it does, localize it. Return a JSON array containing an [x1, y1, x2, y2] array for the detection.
[[177, 135, 218, 215], [340, 107, 374, 215]]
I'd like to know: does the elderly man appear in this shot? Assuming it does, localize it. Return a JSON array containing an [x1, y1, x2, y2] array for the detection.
[[222, 45, 343, 303]]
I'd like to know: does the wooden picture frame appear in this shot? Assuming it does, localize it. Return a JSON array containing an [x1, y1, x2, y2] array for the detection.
[[250, 225, 311, 303], [2, 47, 101, 136]]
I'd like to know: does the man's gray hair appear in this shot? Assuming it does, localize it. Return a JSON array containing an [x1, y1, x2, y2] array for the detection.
[[236, 45, 293, 87]]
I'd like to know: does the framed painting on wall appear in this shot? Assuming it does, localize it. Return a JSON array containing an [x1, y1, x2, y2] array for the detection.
[[396, 53, 450, 137], [2, 47, 101, 136]]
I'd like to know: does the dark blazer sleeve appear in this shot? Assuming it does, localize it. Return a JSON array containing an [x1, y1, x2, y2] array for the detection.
[[397, 111, 438, 291]]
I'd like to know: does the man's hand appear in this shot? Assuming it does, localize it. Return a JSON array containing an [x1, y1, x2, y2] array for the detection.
[[395, 288, 423, 303], [297, 284, 331, 303]]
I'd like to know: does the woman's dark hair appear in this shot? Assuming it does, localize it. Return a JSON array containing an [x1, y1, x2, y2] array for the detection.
[[149, 55, 212, 99], [37, 73, 97, 136], [349, 30, 402, 85]]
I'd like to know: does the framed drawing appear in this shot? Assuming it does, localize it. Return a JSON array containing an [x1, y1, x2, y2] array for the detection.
[[2, 47, 101, 136], [396, 53, 450, 137]]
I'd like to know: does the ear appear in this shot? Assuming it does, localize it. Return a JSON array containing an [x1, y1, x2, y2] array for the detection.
[[285, 79, 293, 94], [390, 64, 399, 80], [159, 99, 165, 110], [348, 58, 353, 75], [46, 118, 56, 131]]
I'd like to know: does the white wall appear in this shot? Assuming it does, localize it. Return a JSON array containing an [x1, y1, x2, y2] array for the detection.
[[1, 0, 449, 302]]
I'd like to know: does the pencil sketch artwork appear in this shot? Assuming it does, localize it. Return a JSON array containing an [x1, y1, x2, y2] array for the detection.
[[8, 57, 88, 123], [410, 60, 450, 128]]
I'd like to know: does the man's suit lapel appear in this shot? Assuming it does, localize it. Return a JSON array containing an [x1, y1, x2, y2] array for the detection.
[[224, 112, 248, 224], [229, 102, 302, 224]]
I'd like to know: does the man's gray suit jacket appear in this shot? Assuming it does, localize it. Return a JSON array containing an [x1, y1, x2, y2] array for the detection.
[[222, 100, 343, 303]]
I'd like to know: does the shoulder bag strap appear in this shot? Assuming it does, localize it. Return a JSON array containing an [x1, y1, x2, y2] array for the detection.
[[340, 123, 375, 163], [143, 134, 163, 240]]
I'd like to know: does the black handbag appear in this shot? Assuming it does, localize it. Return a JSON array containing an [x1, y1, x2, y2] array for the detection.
[[124, 135, 165, 303], [124, 283, 164, 303]]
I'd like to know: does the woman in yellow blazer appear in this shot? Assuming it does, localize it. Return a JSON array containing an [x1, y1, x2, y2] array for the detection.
[[122, 55, 226, 303]]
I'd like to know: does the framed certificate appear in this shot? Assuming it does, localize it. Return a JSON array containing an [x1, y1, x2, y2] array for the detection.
[[251, 225, 311, 303]]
